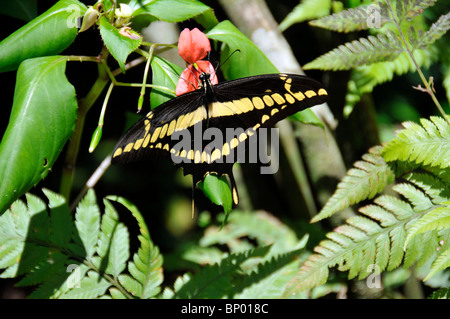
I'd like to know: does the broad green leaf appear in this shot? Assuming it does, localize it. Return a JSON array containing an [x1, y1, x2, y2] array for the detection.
[[279, 0, 331, 32], [0, 0, 86, 72], [289, 109, 324, 129], [0, 56, 78, 215], [198, 174, 233, 215], [129, 0, 218, 29], [99, 16, 142, 73], [207, 20, 278, 80], [150, 55, 182, 109]]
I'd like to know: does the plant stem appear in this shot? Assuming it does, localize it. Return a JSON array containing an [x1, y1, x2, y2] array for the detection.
[[384, 0, 448, 122], [60, 63, 110, 200]]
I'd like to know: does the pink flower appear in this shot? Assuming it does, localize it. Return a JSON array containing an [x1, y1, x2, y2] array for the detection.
[[176, 28, 218, 96]]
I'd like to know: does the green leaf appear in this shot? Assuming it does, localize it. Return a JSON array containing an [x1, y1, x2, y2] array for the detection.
[[279, 0, 331, 32], [106, 195, 163, 299], [0, 0, 86, 72], [97, 199, 130, 279], [59, 270, 112, 299], [289, 109, 324, 128], [312, 146, 395, 223], [416, 12, 450, 48], [425, 247, 450, 281], [405, 203, 450, 247], [303, 30, 404, 71], [99, 16, 142, 73], [0, 56, 78, 215], [382, 116, 450, 169], [172, 246, 271, 299], [309, 3, 390, 33], [129, 0, 218, 29], [198, 174, 233, 215], [44, 189, 73, 247], [207, 20, 278, 80], [75, 190, 100, 260], [150, 56, 182, 109]]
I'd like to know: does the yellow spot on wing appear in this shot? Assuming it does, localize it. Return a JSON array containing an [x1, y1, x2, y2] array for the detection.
[[159, 124, 168, 139], [211, 149, 221, 162], [195, 150, 201, 163], [187, 149, 194, 160], [113, 148, 122, 157], [305, 90, 317, 98], [211, 101, 236, 117], [284, 93, 295, 104], [271, 108, 279, 116], [318, 88, 327, 96], [252, 96, 265, 110], [230, 138, 239, 149], [271, 93, 285, 105], [124, 143, 134, 152], [167, 120, 176, 136], [134, 138, 144, 150], [151, 127, 162, 143], [143, 133, 151, 147], [261, 114, 270, 124], [222, 143, 230, 156], [263, 95, 274, 107], [238, 133, 247, 142]]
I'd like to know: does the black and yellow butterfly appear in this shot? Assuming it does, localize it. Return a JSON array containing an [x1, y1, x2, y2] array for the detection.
[[112, 72, 328, 207]]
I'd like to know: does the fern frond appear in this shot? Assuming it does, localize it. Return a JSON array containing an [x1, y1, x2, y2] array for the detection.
[[303, 30, 403, 71], [405, 203, 450, 247], [284, 177, 449, 294], [395, 0, 438, 22], [343, 47, 437, 116], [309, 3, 390, 33], [96, 199, 130, 279], [425, 247, 450, 281], [172, 246, 271, 299], [107, 195, 164, 299], [200, 210, 300, 254], [428, 286, 450, 299], [382, 116, 450, 169], [233, 247, 304, 298], [0, 189, 163, 299], [279, 0, 331, 32], [312, 146, 395, 223], [416, 12, 450, 48]]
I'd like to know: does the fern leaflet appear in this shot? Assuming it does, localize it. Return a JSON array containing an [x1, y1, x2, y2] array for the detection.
[[382, 116, 450, 169], [303, 30, 403, 71], [312, 146, 395, 223], [309, 3, 390, 33]]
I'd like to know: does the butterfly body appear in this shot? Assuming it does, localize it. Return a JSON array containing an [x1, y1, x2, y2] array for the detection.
[[112, 73, 328, 206]]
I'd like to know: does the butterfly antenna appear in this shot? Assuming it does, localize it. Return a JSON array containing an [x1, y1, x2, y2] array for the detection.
[[214, 49, 241, 75]]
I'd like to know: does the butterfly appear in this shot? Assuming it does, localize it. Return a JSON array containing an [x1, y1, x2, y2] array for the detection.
[[112, 72, 328, 210]]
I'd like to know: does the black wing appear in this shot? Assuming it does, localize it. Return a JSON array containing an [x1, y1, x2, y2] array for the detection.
[[111, 73, 328, 204]]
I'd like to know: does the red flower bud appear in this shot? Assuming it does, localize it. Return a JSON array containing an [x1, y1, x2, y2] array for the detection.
[[178, 28, 211, 64]]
